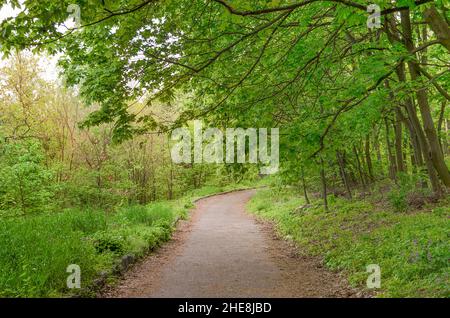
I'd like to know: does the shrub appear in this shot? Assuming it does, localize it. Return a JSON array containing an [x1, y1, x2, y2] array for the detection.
[[90, 230, 127, 254], [387, 172, 430, 212], [0, 141, 56, 216], [388, 189, 408, 212]]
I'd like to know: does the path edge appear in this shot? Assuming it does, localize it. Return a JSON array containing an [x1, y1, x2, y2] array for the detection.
[[171, 186, 265, 227]]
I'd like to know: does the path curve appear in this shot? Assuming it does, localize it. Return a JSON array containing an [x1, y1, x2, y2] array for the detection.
[[104, 190, 358, 298]]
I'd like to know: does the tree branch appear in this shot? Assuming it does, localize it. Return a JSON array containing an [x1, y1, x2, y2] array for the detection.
[[212, 0, 433, 17]]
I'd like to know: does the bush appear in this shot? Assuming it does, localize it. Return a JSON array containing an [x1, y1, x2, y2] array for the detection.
[[91, 230, 127, 254], [57, 181, 124, 210], [0, 141, 56, 216], [388, 189, 408, 212], [387, 172, 431, 212]]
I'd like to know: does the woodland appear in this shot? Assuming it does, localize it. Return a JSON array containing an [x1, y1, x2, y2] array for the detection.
[[0, 0, 448, 297]]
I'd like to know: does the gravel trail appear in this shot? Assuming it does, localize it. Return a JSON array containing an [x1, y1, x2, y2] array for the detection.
[[104, 190, 358, 298]]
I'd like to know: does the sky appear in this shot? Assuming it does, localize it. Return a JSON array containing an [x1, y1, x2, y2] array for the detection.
[[0, 2, 60, 82]]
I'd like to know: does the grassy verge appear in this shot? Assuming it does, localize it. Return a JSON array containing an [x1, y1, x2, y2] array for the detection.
[[0, 203, 176, 297], [247, 187, 449, 297], [0, 182, 256, 298]]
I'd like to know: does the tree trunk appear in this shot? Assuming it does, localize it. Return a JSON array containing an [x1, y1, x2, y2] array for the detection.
[[336, 150, 352, 199], [320, 158, 328, 212], [300, 167, 310, 204], [445, 119, 450, 155], [438, 101, 448, 155], [384, 117, 397, 180], [394, 108, 405, 173], [394, 63, 440, 192], [401, 9, 450, 188], [404, 117, 421, 173], [353, 145, 367, 195], [167, 137, 174, 200], [373, 127, 384, 175], [365, 135, 374, 182], [385, 14, 443, 194], [423, 4, 450, 52]]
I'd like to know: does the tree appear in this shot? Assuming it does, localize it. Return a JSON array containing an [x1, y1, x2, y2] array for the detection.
[[1, 0, 448, 196]]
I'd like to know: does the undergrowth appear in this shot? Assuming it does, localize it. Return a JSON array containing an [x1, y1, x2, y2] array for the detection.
[[248, 187, 450, 297], [0, 180, 259, 298]]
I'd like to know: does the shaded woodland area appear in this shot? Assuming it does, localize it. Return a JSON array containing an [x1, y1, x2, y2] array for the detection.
[[0, 0, 448, 297]]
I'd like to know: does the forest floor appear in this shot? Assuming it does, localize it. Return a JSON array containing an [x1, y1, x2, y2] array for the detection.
[[102, 189, 361, 298]]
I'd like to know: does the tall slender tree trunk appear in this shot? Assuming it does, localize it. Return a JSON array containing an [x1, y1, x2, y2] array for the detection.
[[365, 135, 374, 182], [373, 127, 384, 175], [407, 120, 423, 168], [444, 119, 450, 155], [320, 158, 328, 212], [384, 117, 397, 180], [403, 133, 409, 174], [385, 14, 443, 193], [300, 167, 310, 204], [385, 79, 405, 174], [395, 63, 440, 192], [167, 137, 174, 200], [336, 150, 352, 199], [402, 116, 419, 173], [409, 142, 417, 173], [394, 108, 405, 173], [149, 135, 156, 201], [401, 9, 450, 188], [438, 101, 448, 155], [353, 145, 367, 195]]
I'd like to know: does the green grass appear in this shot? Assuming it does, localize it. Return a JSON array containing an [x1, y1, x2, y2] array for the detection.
[[248, 188, 450, 297], [0, 198, 184, 297], [0, 181, 261, 298], [0, 210, 109, 297]]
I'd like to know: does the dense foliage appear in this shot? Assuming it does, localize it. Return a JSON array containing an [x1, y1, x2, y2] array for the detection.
[[1, 0, 448, 196], [0, 0, 448, 298]]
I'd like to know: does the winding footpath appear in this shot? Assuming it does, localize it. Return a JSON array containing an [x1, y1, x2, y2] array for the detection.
[[104, 190, 358, 298]]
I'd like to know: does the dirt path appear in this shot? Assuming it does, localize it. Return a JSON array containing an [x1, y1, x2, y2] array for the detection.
[[104, 190, 359, 298]]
